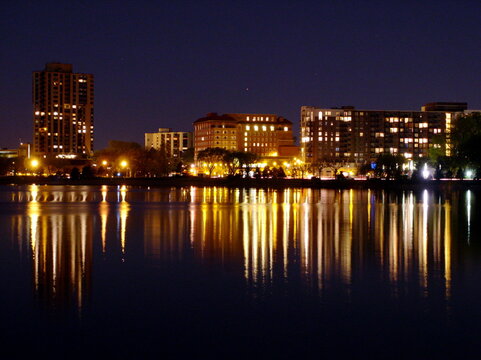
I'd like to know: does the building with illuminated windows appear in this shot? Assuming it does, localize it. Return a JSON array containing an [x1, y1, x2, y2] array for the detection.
[[145, 128, 193, 158], [194, 112, 297, 157], [33, 63, 94, 157], [300, 102, 473, 167]]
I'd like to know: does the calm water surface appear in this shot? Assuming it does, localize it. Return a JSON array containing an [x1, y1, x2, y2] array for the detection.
[[0, 185, 480, 358]]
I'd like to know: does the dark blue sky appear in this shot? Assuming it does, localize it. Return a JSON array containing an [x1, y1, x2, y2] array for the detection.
[[1, 0, 480, 149]]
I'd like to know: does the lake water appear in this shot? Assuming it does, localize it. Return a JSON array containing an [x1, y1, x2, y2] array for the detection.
[[0, 185, 480, 358]]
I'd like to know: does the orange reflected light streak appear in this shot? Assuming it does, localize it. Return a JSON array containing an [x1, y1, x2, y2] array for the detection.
[[252, 204, 259, 283], [317, 202, 324, 292], [243, 202, 250, 281], [119, 188, 130, 255], [282, 193, 290, 278], [100, 186, 109, 253], [301, 202, 310, 274], [389, 203, 399, 284], [27, 199, 40, 290], [444, 200, 451, 299]]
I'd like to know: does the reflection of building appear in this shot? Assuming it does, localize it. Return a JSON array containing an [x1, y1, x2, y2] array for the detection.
[[145, 128, 193, 158], [5, 186, 457, 311], [300, 102, 474, 165], [33, 63, 94, 157], [194, 113, 298, 157], [27, 202, 93, 311], [143, 207, 190, 260]]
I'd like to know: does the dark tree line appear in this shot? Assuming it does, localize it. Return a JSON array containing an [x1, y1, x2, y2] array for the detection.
[[197, 147, 258, 176], [95, 140, 192, 177]]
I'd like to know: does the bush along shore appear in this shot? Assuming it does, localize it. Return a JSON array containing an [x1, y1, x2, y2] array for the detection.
[[1, 175, 480, 190]]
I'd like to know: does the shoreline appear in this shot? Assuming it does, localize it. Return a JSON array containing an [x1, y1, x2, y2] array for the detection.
[[1, 176, 480, 191]]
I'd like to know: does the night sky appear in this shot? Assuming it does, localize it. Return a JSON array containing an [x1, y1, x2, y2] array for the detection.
[[1, 0, 480, 149]]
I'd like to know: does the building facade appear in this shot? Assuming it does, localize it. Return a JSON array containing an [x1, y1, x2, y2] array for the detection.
[[194, 112, 297, 157], [194, 114, 238, 153], [0, 143, 31, 159], [33, 63, 94, 157], [145, 128, 193, 158], [300, 103, 471, 166]]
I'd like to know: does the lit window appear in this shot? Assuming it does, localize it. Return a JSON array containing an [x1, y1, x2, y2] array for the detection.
[[254, 126, 259, 131], [246, 126, 250, 131], [284, 127, 288, 131]]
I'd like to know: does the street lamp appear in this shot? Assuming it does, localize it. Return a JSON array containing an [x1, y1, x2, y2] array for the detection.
[[120, 160, 129, 177], [30, 159, 40, 175]]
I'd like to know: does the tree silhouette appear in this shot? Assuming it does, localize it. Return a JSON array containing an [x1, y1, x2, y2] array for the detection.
[[197, 147, 229, 176]]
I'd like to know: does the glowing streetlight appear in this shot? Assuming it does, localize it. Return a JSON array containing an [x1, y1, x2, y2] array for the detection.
[[422, 163, 430, 180], [102, 160, 108, 166], [119, 160, 129, 177], [29, 158, 40, 175]]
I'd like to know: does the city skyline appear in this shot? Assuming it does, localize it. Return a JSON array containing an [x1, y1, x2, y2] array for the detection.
[[2, 2, 481, 357], [1, 1, 480, 149]]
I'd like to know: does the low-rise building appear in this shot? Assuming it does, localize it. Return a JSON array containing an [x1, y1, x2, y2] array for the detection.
[[0, 143, 31, 159], [145, 128, 192, 158], [300, 102, 475, 167], [193, 112, 297, 157]]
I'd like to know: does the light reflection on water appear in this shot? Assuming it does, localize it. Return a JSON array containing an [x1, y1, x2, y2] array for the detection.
[[26, 199, 92, 311], [3, 185, 474, 315]]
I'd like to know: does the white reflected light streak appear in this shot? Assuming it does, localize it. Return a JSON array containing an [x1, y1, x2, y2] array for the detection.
[[420, 190, 429, 294], [466, 190, 472, 244]]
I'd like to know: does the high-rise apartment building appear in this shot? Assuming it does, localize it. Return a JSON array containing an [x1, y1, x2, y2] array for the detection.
[[145, 128, 193, 158], [33, 63, 94, 157], [194, 113, 297, 157], [300, 103, 475, 166]]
